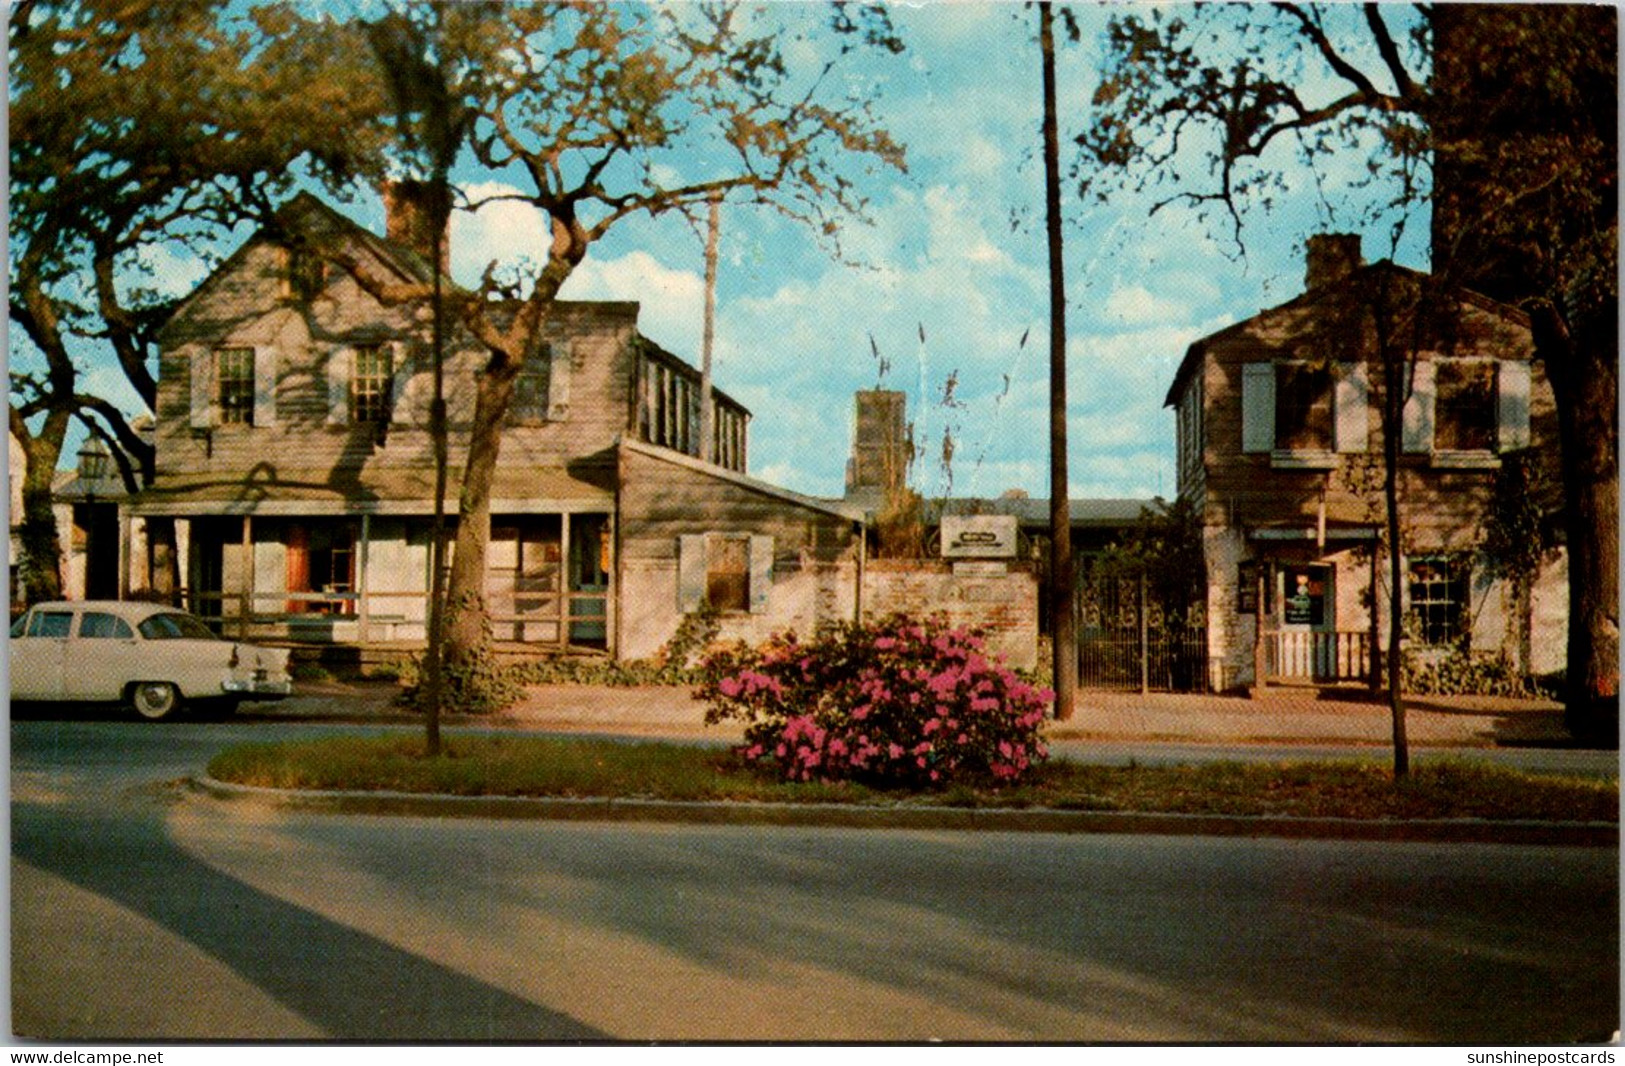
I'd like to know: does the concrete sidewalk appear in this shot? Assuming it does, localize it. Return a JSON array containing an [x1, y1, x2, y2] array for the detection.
[[273, 678, 1580, 750]]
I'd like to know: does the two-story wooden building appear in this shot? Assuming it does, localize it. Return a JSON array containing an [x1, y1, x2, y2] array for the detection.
[[1165, 234, 1566, 691], [126, 191, 865, 660]]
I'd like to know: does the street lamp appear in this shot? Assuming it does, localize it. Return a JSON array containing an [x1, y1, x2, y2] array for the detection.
[[77, 438, 110, 486]]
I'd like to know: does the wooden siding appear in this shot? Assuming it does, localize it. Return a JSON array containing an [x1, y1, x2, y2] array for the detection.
[[1179, 273, 1557, 545], [617, 443, 856, 566], [151, 218, 706, 496]]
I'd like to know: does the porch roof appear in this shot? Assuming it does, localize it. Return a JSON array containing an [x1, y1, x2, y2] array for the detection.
[[127, 465, 614, 517]]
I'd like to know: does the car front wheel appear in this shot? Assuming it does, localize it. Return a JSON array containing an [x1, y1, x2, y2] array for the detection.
[[130, 681, 182, 721]]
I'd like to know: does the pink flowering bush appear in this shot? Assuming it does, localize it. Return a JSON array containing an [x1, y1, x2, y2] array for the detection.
[[697, 614, 1053, 788]]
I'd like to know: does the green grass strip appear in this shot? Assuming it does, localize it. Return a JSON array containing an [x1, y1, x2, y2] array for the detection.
[[207, 735, 1618, 822]]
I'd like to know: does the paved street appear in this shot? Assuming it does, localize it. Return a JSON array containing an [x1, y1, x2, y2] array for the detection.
[[11, 715, 1621, 1042]]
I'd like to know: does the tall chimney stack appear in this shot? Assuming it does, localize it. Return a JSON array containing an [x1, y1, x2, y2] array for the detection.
[[1304, 233, 1363, 290], [382, 179, 452, 276]]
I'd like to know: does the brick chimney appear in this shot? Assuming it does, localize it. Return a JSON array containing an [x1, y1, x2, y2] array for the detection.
[[1304, 233, 1363, 290], [845, 389, 914, 502], [382, 179, 452, 276]]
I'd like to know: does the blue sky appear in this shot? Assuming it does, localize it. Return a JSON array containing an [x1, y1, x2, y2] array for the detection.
[[39, 2, 1430, 501]]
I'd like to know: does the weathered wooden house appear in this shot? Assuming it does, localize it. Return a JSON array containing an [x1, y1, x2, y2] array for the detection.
[[1165, 234, 1566, 691], [126, 190, 866, 660]]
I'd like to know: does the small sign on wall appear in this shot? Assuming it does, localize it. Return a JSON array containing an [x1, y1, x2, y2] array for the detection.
[[941, 515, 1018, 559]]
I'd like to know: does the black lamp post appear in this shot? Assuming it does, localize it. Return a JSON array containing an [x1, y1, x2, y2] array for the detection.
[[77, 438, 110, 486]]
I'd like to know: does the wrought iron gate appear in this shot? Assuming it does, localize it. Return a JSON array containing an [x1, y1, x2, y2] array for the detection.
[[1077, 567, 1208, 692]]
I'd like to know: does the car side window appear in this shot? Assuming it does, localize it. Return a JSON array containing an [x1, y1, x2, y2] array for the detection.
[[10, 613, 28, 639], [80, 612, 134, 639], [27, 611, 73, 638]]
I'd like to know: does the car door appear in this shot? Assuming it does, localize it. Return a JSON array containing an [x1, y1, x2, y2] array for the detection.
[[68, 610, 140, 701], [10, 607, 75, 700]]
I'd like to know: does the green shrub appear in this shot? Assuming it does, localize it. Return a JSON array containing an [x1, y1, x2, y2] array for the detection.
[[697, 614, 1053, 789], [1403, 643, 1534, 697]]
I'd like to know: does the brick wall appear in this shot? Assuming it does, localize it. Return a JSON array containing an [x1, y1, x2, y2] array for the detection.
[[862, 560, 1038, 669]]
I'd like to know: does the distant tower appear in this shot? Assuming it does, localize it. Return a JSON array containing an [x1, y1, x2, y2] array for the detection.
[[845, 389, 913, 506]]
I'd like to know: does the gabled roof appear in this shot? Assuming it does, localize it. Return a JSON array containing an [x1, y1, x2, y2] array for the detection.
[[1162, 259, 1534, 408]]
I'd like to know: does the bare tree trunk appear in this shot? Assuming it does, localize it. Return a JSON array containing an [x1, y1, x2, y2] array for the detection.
[[1040, 1, 1077, 720]]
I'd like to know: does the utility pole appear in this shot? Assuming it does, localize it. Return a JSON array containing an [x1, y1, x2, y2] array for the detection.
[[1041, 1, 1076, 719], [699, 191, 720, 464]]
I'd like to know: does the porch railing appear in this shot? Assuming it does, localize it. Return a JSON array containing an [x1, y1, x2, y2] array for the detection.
[[1262, 630, 1370, 683], [184, 587, 608, 651]]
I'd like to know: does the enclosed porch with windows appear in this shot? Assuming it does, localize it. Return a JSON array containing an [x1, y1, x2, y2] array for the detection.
[[127, 469, 617, 656]]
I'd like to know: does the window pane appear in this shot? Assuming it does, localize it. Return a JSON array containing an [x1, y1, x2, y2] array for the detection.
[[707, 536, 750, 613], [1408, 556, 1470, 646], [29, 611, 73, 637], [1435, 362, 1496, 451], [79, 612, 132, 639], [1275, 365, 1332, 450], [217, 347, 255, 425], [351, 345, 393, 423], [138, 612, 218, 641]]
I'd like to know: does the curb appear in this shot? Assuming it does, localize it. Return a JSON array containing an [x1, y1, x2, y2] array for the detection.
[[189, 776, 1619, 846]]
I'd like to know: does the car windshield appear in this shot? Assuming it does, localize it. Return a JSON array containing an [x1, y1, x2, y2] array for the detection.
[[137, 612, 219, 641]]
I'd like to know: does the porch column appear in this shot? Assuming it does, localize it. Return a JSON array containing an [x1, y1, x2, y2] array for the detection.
[[1252, 564, 1267, 694], [240, 515, 253, 640], [1368, 541, 1382, 691], [604, 513, 617, 656], [558, 511, 571, 649], [117, 509, 131, 600], [358, 513, 371, 645]]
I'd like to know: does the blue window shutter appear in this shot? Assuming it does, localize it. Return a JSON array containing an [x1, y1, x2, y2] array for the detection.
[[326, 348, 350, 425], [548, 340, 572, 420], [253, 346, 279, 427], [677, 534, 706, 612], [1497, 360, 1531, 451], [1334, 363, 1369, 453], [1402, 361, 1435, 453], [1241, 363, 1274, 453], [748, 535, 774, 614], [190, 351, 213, 429]]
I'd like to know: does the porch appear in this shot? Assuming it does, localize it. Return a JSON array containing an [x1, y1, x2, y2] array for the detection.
[[160, 509, 614, 655]]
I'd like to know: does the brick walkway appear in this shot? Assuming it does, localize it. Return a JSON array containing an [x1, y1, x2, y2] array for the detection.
[[273, 679, 1574, 749]]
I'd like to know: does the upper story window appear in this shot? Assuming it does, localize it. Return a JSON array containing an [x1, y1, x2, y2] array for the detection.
[[1273, 364, 1332, 451], [1242, 359, 1364, 464], [511, 348, 552, 425], [192, 346, 277, 431], [1434, 361, 1497, 452], [1403, 358, 1530, 462], [216, 347, 256, 425], [351, 345, 393, 424]]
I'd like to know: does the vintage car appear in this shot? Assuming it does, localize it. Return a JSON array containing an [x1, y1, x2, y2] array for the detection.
[[10, 601, 292, 720]]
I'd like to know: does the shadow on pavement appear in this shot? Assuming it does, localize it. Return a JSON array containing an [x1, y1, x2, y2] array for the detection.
[[12, 800, 608, 1041]]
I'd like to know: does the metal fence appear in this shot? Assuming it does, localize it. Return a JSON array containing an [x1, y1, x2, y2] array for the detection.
[[1077, 569, 1209, 693]]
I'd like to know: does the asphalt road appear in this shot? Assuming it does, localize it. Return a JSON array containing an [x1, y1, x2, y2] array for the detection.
[[10, 714, 1622, 1042]]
